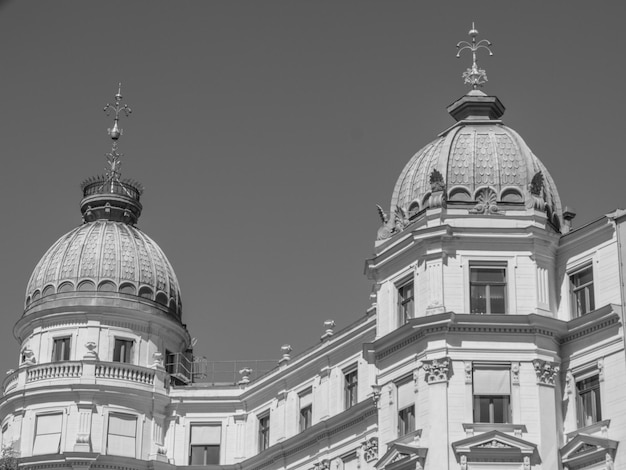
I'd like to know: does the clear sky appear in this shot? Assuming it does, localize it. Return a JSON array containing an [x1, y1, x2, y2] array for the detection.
[[0, 1, 624, 376]]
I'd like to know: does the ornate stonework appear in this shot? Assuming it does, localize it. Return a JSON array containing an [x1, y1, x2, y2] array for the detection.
[[361, 437, 378, 463], [422, 357, 451, 384], [533, 359, 559, 386]]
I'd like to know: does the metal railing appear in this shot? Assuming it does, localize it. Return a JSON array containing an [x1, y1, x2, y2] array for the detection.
[[166, 353, 277, 385]]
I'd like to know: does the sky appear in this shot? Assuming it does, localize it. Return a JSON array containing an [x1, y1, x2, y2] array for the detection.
[[0, 1, 624, 376]]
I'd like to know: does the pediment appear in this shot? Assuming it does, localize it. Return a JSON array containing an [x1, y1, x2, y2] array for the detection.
[[376, 436, 427, 470], [452, 430, 539, 464], [560, 433, 618, 468]]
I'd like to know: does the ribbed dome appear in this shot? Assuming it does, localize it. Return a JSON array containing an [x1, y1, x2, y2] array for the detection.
[[25, 220, 182, 317], [378, 91, 563, 241]]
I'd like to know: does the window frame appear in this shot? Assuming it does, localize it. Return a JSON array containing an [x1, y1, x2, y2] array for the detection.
[[112, 338, 134, 363], [33, 412, 63, 455], [298, 387, 313, 432], [469, 261, 508, 314], [575, 372, 602, 428], [569, 263, 595, 318], [396, 375, 415, 437], [106, 412, 138, 458], [188, 423, 221, 465], [258, 412, 270, 452], [52, 336, 71, 362], [396, 278, 415, 325], [472, 364, 512, 424], [343, 367, 358, 409]]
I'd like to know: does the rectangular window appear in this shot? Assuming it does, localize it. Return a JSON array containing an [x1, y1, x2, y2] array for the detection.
[[577, 375, 601, 428], [107, 413, 137, 458], [473, 366, 511, 423], [570, 265, 595, 317], [258, 414, 270, 452], [189, 424, 221, 465], [342, 453, 359, 470], [299, 389, 313, 431], [113, 339, 133, 363], [344, 368, 358, 409], [397, 280, 415, 325], [33, 413, 62, 455], [470, 263, 507, 314], [397, 377, 415, 436], [52, 337, 71, 361]]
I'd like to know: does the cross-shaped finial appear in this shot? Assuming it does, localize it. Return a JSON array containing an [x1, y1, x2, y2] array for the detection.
[[456, 23, 494, 89], [103, 83, 132, 141]]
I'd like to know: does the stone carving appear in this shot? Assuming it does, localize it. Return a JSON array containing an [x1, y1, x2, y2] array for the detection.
[[391, 453, 408, 463], [477, 440, 512, 449], [313, 459, 330, 470], [598, 358, 605, 382], [238, 367, 253, 385], [524, 456, 531, 470], [526, 171, 548, 212], [84, 341, 98, 360], [422, 357, 451, 384], [429, 169, 445, 192], [362, 437, 378, 463], [565, 370, 575, 396], [321, 320, 335, 341], [464, 362, 472, 384], [279, 344, 292, 365], [511, 363, 520, 385], [460, 455, 467, 470], [469, 188, 502, 215], [21, 347, 36, 366], [533, 359, 559, 386], [376, 205, 410, 241], [152, 352, 164, 369]]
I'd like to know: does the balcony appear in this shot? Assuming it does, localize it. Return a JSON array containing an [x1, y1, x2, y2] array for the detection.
[[3, 360, 165, 396]]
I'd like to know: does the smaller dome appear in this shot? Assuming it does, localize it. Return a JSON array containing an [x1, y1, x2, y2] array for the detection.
[[25, 220, 182, 317], [378, 91, 563, 241]]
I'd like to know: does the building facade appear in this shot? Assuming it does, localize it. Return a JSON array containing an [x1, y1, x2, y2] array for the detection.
[[2, 31, 626, 470]]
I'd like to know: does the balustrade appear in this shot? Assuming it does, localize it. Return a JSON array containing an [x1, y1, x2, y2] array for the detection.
[[27, 362, 83, 382]]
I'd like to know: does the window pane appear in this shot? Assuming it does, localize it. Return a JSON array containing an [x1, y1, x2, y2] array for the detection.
[[471, 268, 505, 283], [489, 285, 506, 314], [470, 285, 487, 313], [573, 268, 593, 287]]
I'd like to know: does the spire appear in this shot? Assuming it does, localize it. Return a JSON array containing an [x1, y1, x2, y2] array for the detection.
[[456, 22, 493, 90], [80, 85, 143, 225]]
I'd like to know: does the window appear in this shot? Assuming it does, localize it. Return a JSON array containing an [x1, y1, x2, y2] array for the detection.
[[189, 424, 221, 465], [342, 453, 359, 470], [344, 368, 358, 409], [52, 337, 71, 361], [470, 263, 507, 314], [397, 280, 414, 324], [299, 389, 313, 431], [570, 265, 595, 317], [577, 375, 601, 428], [107, 413, 137, 458], [396, 377, 415, 436], [33, 413, 62, 455], [113, 339, 133, 363], [473, 366, 511, 423], [258, 414, 270, 452]]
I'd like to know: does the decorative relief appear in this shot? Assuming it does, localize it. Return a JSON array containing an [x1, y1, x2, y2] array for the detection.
[[422, 357, 451, 384], [376, 206, 410, 241], [21, 347, 36, 366], [598, 358, 605, 382], [460, 455, 467, 470], [362, 437, 378, 463], [533, 359, 559, 386], [476, 440, 513, 449], [464, 362, 472, 384], [312, 459, 330, 470], [565, 370, 575, 396], [84, 342, 98, 360], [469, 188, 502, 215], [511, 363, 520, 385]]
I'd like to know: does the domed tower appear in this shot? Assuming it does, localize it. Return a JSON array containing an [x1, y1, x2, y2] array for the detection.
[[1, 86, 191, 463], [366, 26, 571, 469]]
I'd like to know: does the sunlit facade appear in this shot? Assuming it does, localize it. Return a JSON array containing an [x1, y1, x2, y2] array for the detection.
[[3, 46, 626, 470]]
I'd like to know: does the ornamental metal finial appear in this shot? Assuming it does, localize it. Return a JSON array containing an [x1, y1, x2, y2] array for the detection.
[[456, 23, 493, 89], [100, 84, 133, 195]]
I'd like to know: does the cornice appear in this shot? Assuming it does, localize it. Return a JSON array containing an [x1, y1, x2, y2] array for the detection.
[[371, 306, 622, 362]]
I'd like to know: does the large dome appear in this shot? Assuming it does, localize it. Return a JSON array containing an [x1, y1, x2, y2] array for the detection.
[[25, 220, 182, 317], [378, 91, 563, 241]]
